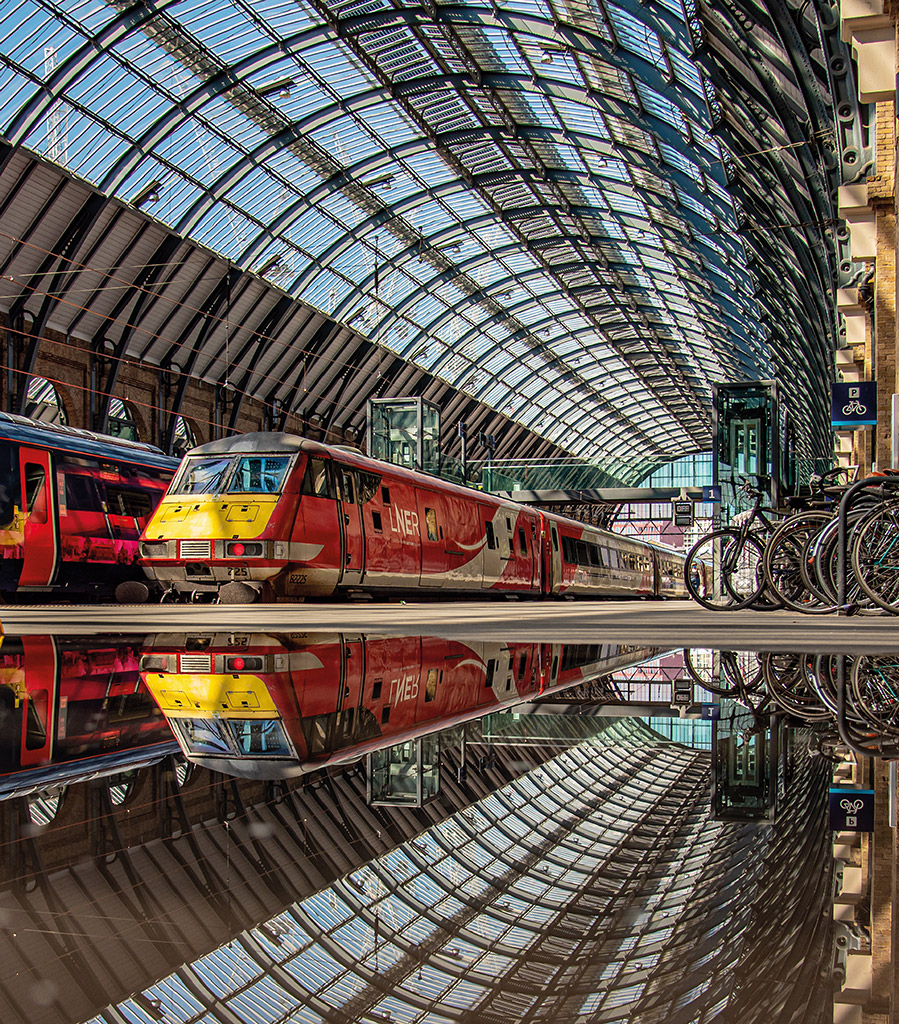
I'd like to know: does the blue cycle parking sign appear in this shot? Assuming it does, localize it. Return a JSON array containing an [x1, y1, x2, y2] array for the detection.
[[831, 381, 877, 427], [828, 788, 874, 831]]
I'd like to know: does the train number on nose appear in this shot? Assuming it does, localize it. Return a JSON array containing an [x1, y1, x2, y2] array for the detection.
[[229, 566, 249, 579], [289, 572, 308, 585]]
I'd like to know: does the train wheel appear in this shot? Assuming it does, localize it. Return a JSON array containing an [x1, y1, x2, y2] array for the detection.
[[219, 581, 260, 604], [115, 581, 150, 604]]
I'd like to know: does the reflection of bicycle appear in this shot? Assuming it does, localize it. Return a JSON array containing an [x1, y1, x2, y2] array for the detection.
[[842, 399, 865, 415]]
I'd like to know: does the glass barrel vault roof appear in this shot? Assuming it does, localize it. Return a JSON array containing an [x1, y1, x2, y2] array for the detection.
[[0, 0, 844, 460]]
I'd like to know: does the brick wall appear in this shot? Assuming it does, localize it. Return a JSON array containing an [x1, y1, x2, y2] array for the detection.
[[0, 312, 361, 451]]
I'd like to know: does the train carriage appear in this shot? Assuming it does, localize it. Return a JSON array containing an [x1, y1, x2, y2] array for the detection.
[[138, 431, 688, 603], [0, 412, 177, 600], [0, 635, 175, 796]]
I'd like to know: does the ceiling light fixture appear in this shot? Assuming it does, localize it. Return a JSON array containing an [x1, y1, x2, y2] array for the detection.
[[132, 181, 161, 207], [258, 77, 295, 97]]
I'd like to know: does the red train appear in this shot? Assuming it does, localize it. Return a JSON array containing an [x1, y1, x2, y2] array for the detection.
[[138, 432, 688, 602], [139, 631, 662, 779], [0, 413, 177, 600], [0, 635, 177, 798]]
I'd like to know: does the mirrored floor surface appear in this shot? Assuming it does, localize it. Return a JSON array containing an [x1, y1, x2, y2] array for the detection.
[[0, 630, 874, 1024]]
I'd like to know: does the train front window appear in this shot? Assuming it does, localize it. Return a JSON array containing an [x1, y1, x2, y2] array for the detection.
[[171, 718, 233, 755], [229, 456, 291, 494], [171, 456, 232, 495], [228, 720, 292, 756]]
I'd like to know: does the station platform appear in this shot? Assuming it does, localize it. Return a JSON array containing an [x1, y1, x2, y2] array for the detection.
[[4, 600, 899, 653]]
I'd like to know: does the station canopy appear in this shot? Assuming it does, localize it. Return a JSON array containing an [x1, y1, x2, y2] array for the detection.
[[0, 0, 852, 461]]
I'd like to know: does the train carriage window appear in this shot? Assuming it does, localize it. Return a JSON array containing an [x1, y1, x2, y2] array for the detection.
[[425, 508, 438, 541], [356, 472, 381, 504], [371, 510, 383, 532], [229, 456, 291, 494], [337, 468, 356, 503], [0, 447, 20, 528], [518, 527, 527, 554], [105, 486, 153, 518], [551, 526, 559, 551], [561, 536, 574, 563], [65, 474, 102, 512], [172, 456, 232, 495], [576, 540, 589, 564], [587, 543, 601, 567], [24, 690, 49, 750], [424, 669, 438, 702], [485, 520, 496, 550], [301, 458, 333, 498], [381, 486, 391, 504], [23, 464, 47, 523], [485, 659, 496, 688]]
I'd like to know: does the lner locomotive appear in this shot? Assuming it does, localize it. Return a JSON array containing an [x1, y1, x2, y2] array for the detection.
[[139, 632, 664, 779], [137, 432, 689, 603]]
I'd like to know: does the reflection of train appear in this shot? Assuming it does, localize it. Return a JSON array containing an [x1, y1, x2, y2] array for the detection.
[[0, 635, 176, 796], [138, 432, 688, 602], [140, 631, 662, 778], [0, 414, 177, 600]]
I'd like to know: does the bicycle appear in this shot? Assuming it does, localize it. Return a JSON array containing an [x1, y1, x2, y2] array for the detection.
[[683, 480, 784, 610]]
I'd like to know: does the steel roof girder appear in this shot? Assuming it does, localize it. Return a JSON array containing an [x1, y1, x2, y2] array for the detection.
[[385, 251, 751, 361], [3, 0, 182, 149], [285, 176, 728, 314], [333, 4, 711, 128]]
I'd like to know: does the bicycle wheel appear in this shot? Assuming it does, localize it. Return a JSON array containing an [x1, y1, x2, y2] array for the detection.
[[807, 513, 881, 613], [684, 649, 763, 696], [684, 530, 766, 610], [763, 512, 832, 613], [850, 655, 899, 734], [850, 499, 899, 614], [763, 652, 831, 720]]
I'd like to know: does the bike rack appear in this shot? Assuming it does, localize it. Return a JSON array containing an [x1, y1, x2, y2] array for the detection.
[[836, 475, 899, 615], [834, 654, 899, 760]]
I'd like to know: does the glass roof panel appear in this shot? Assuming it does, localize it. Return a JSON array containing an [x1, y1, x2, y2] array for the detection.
[[0, 0, 838, 461]]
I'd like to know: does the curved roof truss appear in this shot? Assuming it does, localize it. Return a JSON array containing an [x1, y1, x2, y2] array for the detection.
[[0, 0, 859, 461]]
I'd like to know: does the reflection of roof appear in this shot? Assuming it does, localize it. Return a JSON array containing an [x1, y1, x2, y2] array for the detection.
[[91, 720, 830, 1024], [0, 1, 854, 461]]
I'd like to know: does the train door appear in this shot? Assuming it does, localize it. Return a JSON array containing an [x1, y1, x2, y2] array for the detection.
[[416, 490, 444, 587], [529, 519, 540, 591], [336, 635, 367, 746], [546, 521, 562, 593], [336, 465, 364, 586], [19, 636, 59, 768], [19, 447, 59, 587], [480, 507, 503, 589]]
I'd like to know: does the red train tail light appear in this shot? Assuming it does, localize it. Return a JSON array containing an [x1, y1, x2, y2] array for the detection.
[[225, 655, 264, 672], [225, 542, 264, 557]]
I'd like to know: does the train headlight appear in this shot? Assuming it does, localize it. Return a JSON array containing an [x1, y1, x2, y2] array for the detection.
[[140, 540, 171, 558], [140, 655, 170, 671]]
